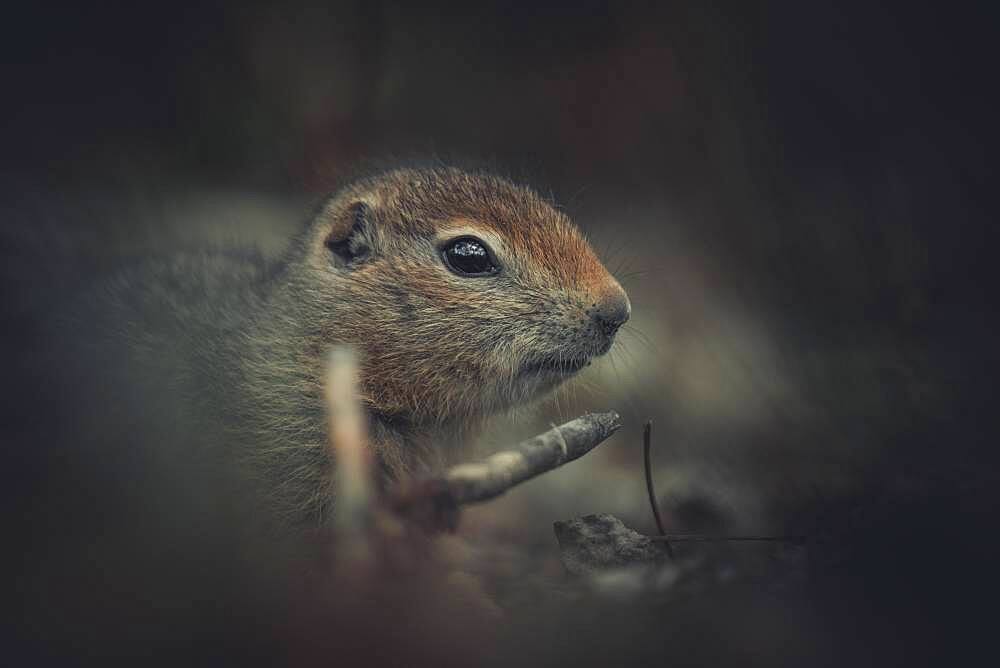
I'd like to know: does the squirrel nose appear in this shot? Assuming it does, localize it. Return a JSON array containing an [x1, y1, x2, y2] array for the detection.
[[592, 286, 631, 337]]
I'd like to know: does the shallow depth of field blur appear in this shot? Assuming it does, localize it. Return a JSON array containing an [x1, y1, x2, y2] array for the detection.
[[4, 1, 996, 665]]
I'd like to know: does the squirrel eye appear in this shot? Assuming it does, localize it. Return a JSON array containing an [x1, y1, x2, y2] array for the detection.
[[441, 237, 499, 277]]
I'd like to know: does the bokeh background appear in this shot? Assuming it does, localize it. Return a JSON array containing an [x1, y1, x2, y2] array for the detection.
[[4, 1, 998, 665]]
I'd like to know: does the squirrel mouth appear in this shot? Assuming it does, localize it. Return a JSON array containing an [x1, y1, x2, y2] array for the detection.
[[520, 356, 592, 376]]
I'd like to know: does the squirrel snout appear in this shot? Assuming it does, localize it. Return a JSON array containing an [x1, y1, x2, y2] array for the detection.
[[592, 285, 631, 338]]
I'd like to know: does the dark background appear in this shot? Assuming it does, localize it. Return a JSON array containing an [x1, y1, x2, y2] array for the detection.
[[4, 1, 998, 665]]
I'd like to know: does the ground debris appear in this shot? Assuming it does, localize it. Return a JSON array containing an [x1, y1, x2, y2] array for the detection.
[[554, 513, 809, 598], [554, 513, 672, 575]]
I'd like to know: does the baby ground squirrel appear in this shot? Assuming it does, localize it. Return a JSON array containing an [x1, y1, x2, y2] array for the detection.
[[99, 166, 630, 523]]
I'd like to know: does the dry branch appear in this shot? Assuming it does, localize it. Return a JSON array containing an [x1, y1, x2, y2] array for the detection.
[[649, 535, 806, 543], [325, 346, 373, 535], [638, 416, 806, 548], [643, 420, 674, 559], [389, 412, 622, 530], [444, 411, 622, 504]]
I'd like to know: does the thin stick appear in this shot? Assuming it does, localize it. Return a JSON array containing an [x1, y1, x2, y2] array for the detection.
[[325, 345, 372, 535], [649, 535, 806, 543], [388, 412, 622, 531], [442, 411, 622, 504], [643, 420, 674, 559]]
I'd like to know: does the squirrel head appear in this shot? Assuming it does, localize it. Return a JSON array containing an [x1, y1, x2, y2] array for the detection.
[[299, 167, 629, 425]]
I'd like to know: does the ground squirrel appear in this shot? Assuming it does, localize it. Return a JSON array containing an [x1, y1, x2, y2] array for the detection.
[[93, 166, 630, 524]]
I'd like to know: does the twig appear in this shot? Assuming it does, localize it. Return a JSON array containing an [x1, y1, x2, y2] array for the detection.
[[389, 412, 620, 531], [390, 411, 622, 530], [325, 346, 373, 535], [649, 535, 806, 543], [643, 420, 674, 559], [640, 420, 806, 551], [444, 411, 622, 504]]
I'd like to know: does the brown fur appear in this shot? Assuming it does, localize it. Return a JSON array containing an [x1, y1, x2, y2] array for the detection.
[[155, 167, 628, 524]]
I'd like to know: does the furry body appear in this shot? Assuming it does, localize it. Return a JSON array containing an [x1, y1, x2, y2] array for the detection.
[[91, 167, 629, 523]]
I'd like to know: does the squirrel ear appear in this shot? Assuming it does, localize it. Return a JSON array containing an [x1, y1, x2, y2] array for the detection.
[[323, 201, 373, 265]]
